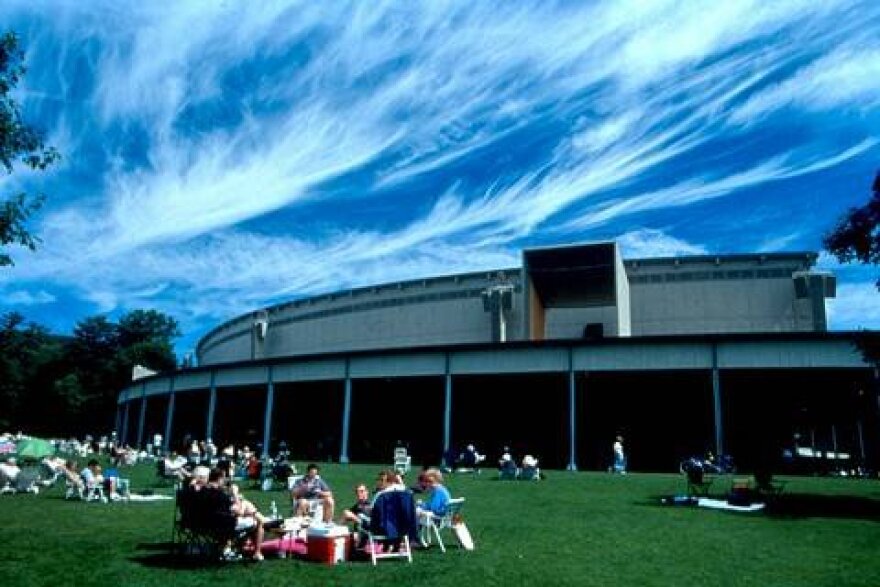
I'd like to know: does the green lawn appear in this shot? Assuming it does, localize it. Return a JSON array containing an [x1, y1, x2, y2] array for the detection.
[[2, 461, 879, 587]]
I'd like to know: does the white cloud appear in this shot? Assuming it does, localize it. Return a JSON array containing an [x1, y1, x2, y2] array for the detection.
[[732, 47, 880, 124], [3, 290, 56, 306], [827, 282, 880, 331], [3, 0, 880, 343], [616, 229, 707, 259]]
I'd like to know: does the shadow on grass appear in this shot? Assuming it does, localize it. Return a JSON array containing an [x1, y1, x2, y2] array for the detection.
[[766, 494, 880, 523], [130, 543, 226, 570], [646, 493, 880, 523]]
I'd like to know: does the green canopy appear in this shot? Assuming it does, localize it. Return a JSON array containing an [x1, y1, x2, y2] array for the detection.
[[15, 437, 55, 459]]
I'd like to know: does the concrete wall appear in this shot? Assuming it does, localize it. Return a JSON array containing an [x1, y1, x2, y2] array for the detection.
[[626, 257, 815, 336], [198, 270, 524, 366], [197, 252, 819, 365]]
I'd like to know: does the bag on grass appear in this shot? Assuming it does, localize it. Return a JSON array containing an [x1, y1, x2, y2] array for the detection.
[[452, 513, 474, 550]]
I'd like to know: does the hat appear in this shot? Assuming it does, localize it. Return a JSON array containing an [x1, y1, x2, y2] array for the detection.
[[193, 466, 210, 481]]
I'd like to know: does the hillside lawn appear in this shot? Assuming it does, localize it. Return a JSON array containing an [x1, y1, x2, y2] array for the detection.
[[1, 461, 879, 586]]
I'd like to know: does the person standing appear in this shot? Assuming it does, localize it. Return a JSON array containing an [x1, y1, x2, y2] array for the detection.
[[612, 435, 627, 474]]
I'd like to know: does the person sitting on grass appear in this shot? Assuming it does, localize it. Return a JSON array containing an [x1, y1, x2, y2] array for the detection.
[[291, 463, 335, 523], [163, 452, 191, 481], [0, 457, 20, 486], [520, 455, 542, 480]]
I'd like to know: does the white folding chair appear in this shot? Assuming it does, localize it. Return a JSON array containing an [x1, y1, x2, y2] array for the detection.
[[422, 497, 466, 553], [359, 490, 416, 565], [393, 448, 411, 474]]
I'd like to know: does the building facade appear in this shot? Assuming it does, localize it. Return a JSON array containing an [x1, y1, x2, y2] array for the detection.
[[118, 242, 877, 472]]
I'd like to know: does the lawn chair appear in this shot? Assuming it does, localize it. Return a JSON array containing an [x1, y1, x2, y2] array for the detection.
[[156, 459, 182, 485], [498, 461, 518, 480], [83, 475, 106, 502], [393, 448, 412, 475], [64, 477, 86, 500], [0, 469, 14, 495], [172, 484, 249, 560], [358, 489, 418, 565], [422, 497, 467, 553], [754, 471, 786, 499], [683, 462, 713, 497], [12, 467, 42, 494]]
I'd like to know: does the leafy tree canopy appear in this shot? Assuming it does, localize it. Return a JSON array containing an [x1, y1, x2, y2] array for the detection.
[[823, 171, 880, 288], [0, 308, 180, 436], [823, 171, 880, 366], [1, 31, 59, 266]]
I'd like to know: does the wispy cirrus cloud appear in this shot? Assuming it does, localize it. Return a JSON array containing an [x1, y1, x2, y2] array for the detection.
[[2, 0, 879, 349], [4, 290, 56, 306]]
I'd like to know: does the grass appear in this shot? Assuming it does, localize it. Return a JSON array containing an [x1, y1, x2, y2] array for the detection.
[[1, 461, 880, 586]]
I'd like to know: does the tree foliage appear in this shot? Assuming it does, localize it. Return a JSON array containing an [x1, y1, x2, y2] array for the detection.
[[0, 309, 180, 436], [1, 31, 59, 266], [823, 171, 880, 366], [823, 171, 880, 287]]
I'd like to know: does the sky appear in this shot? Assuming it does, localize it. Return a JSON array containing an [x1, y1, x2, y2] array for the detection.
[[2, 0, 879, 357]]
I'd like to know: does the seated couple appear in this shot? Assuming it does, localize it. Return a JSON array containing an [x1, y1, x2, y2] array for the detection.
[[184, 466, 267, 561], [80, 459, 125, 499]]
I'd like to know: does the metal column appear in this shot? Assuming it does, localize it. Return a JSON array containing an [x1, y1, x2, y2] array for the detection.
[[114, 405, 122, 440], [443, 353, 453, 458], [339, 359, 352, 464], [567, 347, 578, 471], [262, 366, 275, 459], [205, 370, 217, 442], [712, 343, 724, 456], [136, 382, 147, 449], [162, 377, 176, 455], [121, 401, 130, 447]]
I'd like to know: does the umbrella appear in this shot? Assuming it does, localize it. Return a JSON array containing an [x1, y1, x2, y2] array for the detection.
[[0, 440, 15, 455], [15, 437, 55, 459]]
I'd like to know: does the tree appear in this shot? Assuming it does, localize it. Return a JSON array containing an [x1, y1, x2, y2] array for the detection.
[[0, 311, 61, 431], [68, 310, 180, 432], [1, 31, 59, 266], [824, 171, 880, 367], [824, 170, 880, 288]]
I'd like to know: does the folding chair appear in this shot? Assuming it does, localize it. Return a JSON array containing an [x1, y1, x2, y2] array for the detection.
[[83, 478, 106, 502], [393, 448, 412, 475], [685, 467, 713, 498], [754, 472, 786, 498], [359, 490, 418, 565], [499, 466, 518, 480], [64, 478, 85, 500], [422, 497, 466, 553]]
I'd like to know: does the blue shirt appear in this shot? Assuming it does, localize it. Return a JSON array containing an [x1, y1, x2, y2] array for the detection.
[[423, 483, 451, 516]]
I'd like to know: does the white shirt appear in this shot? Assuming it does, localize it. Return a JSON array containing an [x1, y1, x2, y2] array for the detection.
[[0, 462, 20, 481]]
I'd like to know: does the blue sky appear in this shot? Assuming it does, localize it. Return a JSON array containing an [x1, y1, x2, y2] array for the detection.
[[2, 1, 879, 357]]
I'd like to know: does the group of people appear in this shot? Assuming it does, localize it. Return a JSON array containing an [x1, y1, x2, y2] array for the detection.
[[62, 458, 127, 501], [177, 461, 454, 561], [291, 463, 452, 549], [498, 447, 542, 480], [180, 465, 270, 561]]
